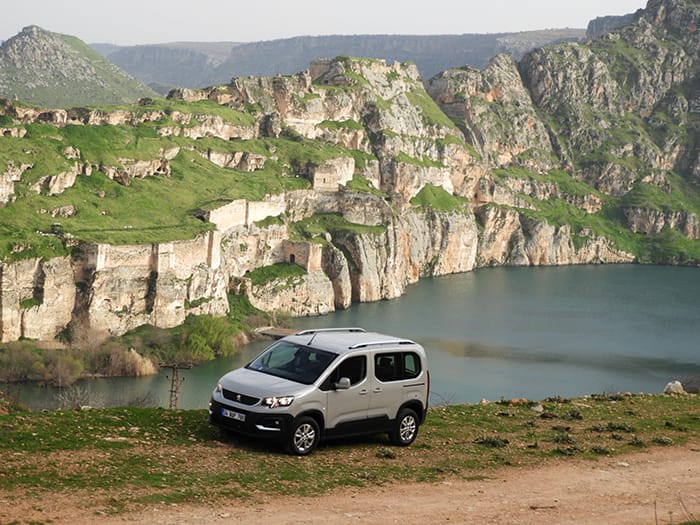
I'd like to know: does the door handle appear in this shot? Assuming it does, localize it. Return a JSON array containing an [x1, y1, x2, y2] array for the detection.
[[359, 390, 368, 395], [373, 387, 382, 393]]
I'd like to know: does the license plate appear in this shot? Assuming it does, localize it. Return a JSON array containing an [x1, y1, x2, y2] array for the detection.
[[221, 408, 245, 422]]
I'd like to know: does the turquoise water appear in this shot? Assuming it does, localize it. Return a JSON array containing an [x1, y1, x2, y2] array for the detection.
[[13, 265, 700, 410]]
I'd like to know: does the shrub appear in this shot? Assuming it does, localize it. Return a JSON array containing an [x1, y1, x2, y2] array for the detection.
[[107, 348, 157, 377], [180, 315, 237, 361]]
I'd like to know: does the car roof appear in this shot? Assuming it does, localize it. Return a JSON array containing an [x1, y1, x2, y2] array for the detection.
[[283, 328, 422, 356]]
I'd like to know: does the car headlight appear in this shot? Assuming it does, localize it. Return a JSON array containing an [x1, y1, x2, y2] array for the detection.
[[215, 383, 222, 393], [262, 396, 294, 408]]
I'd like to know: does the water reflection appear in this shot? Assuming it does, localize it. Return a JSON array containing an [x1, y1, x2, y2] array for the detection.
[[427, 337, 700, 376]]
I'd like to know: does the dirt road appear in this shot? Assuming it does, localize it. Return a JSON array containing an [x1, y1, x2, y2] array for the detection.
[[3, 443, 698, 524]]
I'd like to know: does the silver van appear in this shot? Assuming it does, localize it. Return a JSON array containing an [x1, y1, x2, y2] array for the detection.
[[209, 328, 429, 455]]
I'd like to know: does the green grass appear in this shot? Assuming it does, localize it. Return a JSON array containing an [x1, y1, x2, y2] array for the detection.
[[319, 119, 364, 131], [406, 88, 460, 131], [102, 97, 256, 127], [1, 96, 373, 261], [494, 166, 602, 199], [344, 174, 386, 197], [245, 262, 307, 287], [394, 151, 446, 169], [1, 130, 345, 260], [289, 213, 386, 243], [0, 393, 696, 510], [621, 179, 700, 215], [410, 184, 469, 212]]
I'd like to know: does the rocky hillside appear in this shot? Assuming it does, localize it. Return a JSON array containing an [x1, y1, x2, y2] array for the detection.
[[101, 43, 233, 94], [0, 0, 697, 345], [0, 26, 157, 107], [587, 12, 642, 39], [99, 30, 585, 94]]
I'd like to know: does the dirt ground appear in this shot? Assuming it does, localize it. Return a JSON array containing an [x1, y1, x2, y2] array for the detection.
[[2, 442, 698, 525]]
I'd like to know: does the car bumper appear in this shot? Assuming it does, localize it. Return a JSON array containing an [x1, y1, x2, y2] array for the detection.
[[209, 398, 294, 440]]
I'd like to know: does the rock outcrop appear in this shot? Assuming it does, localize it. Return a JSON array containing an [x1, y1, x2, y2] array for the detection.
[[0, 257, 75, 341]]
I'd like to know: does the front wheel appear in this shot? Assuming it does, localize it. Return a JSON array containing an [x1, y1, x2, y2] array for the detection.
[[286, 416, 320, 455], [390, 408, 419, 446]]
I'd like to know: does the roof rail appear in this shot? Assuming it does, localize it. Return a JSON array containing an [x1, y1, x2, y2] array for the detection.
[[295, 327, 366, 336], [348, 339, 416, 349]]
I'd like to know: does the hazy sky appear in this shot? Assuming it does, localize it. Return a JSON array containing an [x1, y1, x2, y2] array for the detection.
[[3, 0, 648, 45]]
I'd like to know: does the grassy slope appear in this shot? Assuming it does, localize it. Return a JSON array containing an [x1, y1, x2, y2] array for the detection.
[[0, 100, 370, 261], [0, 394, 697, 508]]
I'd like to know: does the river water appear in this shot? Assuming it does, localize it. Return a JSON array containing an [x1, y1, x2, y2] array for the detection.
[[10, 264, 700, 410]]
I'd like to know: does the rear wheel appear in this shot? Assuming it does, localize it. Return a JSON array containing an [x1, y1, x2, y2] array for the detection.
[[390, 408, 419, 446], [286, 416, 320, 455]]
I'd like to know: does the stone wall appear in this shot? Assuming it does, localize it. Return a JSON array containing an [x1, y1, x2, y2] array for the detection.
[[282, 241, 323, 272], [310, 157, 355, 191], [85, 231, 227, 336], [206, 200, 248, 232], [247, 195, 286, 225], [202, 194, 288, 233]]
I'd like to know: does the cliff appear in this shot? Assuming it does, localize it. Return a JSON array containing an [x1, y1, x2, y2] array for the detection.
[[0, 0, 698, 343]]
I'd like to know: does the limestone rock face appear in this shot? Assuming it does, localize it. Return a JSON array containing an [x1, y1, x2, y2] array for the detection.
[[187, 57, 477, 204], [321, 244, 353, 310], [32, 162, 86, 194], [100, 158, 171, 186], [624, 208, 698, 239], [246, 271, 335, 317], [516, 0, 699, 197], [663, 380, 686, 395], [427, 54, 556, 172], [477, 207, 634, 267], [0, 257, 75, 342], [317, 206, 479, 305], [1, 161, 32, 205]]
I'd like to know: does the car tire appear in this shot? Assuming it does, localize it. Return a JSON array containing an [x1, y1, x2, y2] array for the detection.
[[286, 416, 320, 455], [390, 408, 419, 446]]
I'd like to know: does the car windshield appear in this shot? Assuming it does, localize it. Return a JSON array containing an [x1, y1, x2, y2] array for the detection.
[[246, 341, 337, 385]]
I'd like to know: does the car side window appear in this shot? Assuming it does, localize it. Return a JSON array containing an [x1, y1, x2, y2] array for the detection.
[[403, 352, 421, 379], [320, 355, 367, 391], [375, 352, 421, 382], [375, 353, 398, 382]]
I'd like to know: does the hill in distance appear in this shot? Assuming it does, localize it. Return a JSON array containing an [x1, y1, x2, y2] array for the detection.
[[0, 26, 157, 108], [96, 29, 586, 94]]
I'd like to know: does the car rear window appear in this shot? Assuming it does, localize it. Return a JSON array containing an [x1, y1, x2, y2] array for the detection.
[[374, 351, 422, 382]]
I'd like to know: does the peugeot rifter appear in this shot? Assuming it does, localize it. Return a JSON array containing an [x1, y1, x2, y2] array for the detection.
[[209, 328, 429, 455]]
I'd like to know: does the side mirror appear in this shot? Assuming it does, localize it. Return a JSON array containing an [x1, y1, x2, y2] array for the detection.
[[334, 377, 351, 390]]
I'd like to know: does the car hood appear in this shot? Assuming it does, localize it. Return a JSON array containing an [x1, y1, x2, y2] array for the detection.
[[219, 367, 307, 397]]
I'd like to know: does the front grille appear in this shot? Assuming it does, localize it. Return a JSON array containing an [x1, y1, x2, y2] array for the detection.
[[222, 388, 259, 406]]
